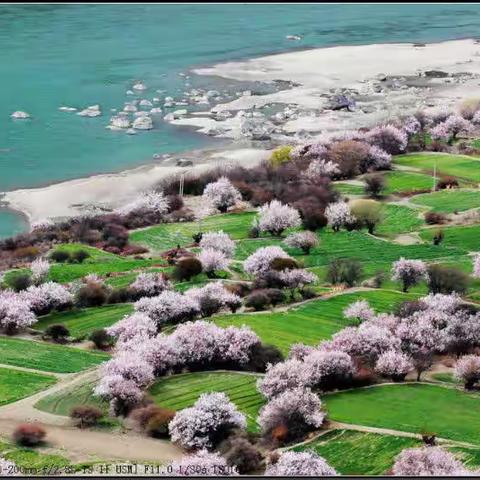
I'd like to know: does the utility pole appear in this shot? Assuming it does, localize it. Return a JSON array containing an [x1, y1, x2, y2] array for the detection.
[[179, 173, 185, 197]]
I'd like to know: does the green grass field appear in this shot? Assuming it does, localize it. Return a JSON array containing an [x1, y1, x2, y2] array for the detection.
[[394, 153, 480, 183], [410, 189, 480, 213], [382, 170, 435, 195], [130, 212, 256, 251], [295, 430, 420, 475], [333, 182, 365, 196], [0, 337, 108, 373], [0, 367, 56, 406], [35, 304, 133, 338], [149, 371, 264, 432], [214, 290, 416, 354], [325, 383, 480, 445], [420, 224, 480, 252], [35, 378, 107, 416], [376, 204, 424, 236]]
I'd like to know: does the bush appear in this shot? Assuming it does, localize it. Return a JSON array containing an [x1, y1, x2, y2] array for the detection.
[[294, 198, 329, 230], [350, 199, 383, 234], [107, 287, 131, 304], [102, 223, 129, 249], [424, 211, 446, 225], [13, 424, 46, 446], [263, 288, 286, 306], [50, 250, 71, 263], [7, 273, 32, 292], [44, 324, 70, 342], [269, 146, 293, 168], [70, 405, 103, 428], [71, 249, 90, 263], [329, 140, 369, 178], [245, 291, 271, 311], [247, 343, 284, 373], [145, 409, 176, 438], [173, 257, 202, 281], [220, 436, 263, 474], [427, 264, 470, 294], [76, 282, 107, 307], [364, 175, 385, 198], [89, 329, 114, 350], [372, 270, 387, 288], [13, 246, 40, 260], [432, 229, 444, 246], [270, 257, 298, 272], [326, 259, 363, 287], [437, 176, 459, 190]]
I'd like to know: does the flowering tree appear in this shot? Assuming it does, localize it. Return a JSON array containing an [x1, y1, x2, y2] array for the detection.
[[243, 246, 292, 277], [217, 325, 260, 365], [365, 124, 408, 154], [198, 249, 230, 277], [257, 359, 308, 399], [343, 300, 375, 323], [291, 143, 328, 161], [117, 190, 169, 216], [129, 272, 171, 298], [325, 201, 355, 232], [202, 177, 241, 213], [444, 312, 480, 356], [278, 269, 318, 292], [283, 231, 319, 254], [367, 146, 392, 170], [421, 292, 462, 313], [391, 258, 428, 292], [199, 231, 235, 258], [30, 258, 50, 284], [287, 343, 316, 361], [168, 450, 235, 476], [185, 283, 241, 317], [101, 352, 154, 387], [473, 255, 480, 278], [21, 282, 74, 315], [303, 350, 355, 390], [454, 354, 480, 389], [94, 374, 144, 416], [107, 312, 157, 344], [265, 451, 337, 476], [257, 200, 301, 237], [134, 290, 199, 328], [258, 388, 325, 439], [302, 159, 340, 181], [392, 447, 467, 476], [169, 392, 246, 450], [430, 115, 472, 144], [403, 116, 421, 137], [0, 291, 36, 335], [374, 350, 413, 381]]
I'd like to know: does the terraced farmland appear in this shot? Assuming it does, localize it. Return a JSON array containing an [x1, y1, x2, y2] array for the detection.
[[420, 224, 480, 252], [0, 337, 109, 373], [410, 189, 480, 213]]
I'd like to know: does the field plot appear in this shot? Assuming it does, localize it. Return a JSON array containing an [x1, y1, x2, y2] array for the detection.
[[376, 204, 424, 236], [0, 337, 108, 373], [325, 383, 480, 445], [130, 212, 256, 251], [214, 290, 415, 354], [394, 153, 480, 182], [382, 170, 434, 195], [0, 367, 56, 406], [149, 371, 264, 432], [295, 430, 420, 475], [420, 224, 480, 252], [410, 189, 480, 213], [35, 304, 133, 338]]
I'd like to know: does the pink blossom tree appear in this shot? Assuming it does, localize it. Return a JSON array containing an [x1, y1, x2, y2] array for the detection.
[[169, 392, 246, 450], [287, 343, 316, 361], [343, 300, 375, 323], [94, 374, 144, 416], [430, 115, 472, 144], [216, 325, 260, 365], [325, 201, 355, 232], [100, 351, 154, 387], [243, 246, 292, 277], [202, 177, 241, 213], [257, 200, 301, 237], [283, 231, 319, 254], [374, 350, 413, 381], [265, 450, 337, 476], [403, 116, 421, 137], [168, 450, 235, 476], [257, 359, 309, 399], [454, 354, 480, 389], [258, 388, 325, 440], [365, 124, 408, 154], [106, 312, 157, 344], [367, 145, 392, 170], [129, 272, 171, 298], [0, 291, 36, 335], [391, 258, 428, 292], [117, 190, 169, 216], [302, 159, 340, 181], [303, 350, 355, 390], [30, 258, 50, 284], [278, 269, 318, 293], [392, 447, 467, 476], [185, 282, 241, 317], [199, 231, 235, 258], [198, 249, 230, 278], [21, 282, 74, 315], [134, 290, 199, 328]]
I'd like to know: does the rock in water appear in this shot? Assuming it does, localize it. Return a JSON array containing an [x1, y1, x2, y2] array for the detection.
[[286, 35, 302, 41], [139, 99, 153, 107], [123, 103, 137, 113], [77, 105, 101, 117], [126, 128, 137, 135], [329, 95, 356, 112], [109, 116, 131, 129], [133, 116, 153, 130], [133, 82, 147, 91], [11, 110, 30, 119], [59, 106, 77, 112]]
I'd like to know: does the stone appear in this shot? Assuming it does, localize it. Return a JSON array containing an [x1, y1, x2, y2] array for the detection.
[[126, 90, 135, 95], [163, 113, 175, 121], [424, 70, 449, 78], [133, 115, 153, 130], [176, 159, 193, 167], [173, 109, 187, 118], [126, 128, 137, 135], [286, 35, 302, 41], [77, 105, 101, 117], [133, 82, 147, 91], [11, 110, 31, 119], [123, 104, 137, 113], [58, 106, 77, 112], [139, 99, 153, 107], [150, 107, 163, 114], [110, 115, 131, 128]]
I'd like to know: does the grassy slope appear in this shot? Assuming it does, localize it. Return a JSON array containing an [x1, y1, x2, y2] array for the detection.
[[0, 367, 56, 406], [35, 304, 133, 338], [420, 224, 480, 252], [0, 337, 108, 373], [376, 203, 424, 236], [325, 383, 480, 445], [149, 371, 264, 432], [294, 430, 420, 475], [410, 189, 480, 213], [382, 170, 435, 194], [214, 290, 416, 354]]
